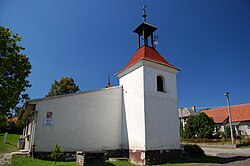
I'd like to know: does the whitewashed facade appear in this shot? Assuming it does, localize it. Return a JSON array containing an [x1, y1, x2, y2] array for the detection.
[[21, 18, 181, 165]]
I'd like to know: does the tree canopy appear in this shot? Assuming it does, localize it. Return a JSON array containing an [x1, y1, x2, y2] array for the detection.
[[46, 77, 80, 97], [184, 112, 216, 138], [0, 26, 31, 116]]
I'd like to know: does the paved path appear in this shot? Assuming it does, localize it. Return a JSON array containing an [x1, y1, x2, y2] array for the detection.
[[202, 147, 250, 156], [202, 147, 250, 166], [0, 153, 12, 166]]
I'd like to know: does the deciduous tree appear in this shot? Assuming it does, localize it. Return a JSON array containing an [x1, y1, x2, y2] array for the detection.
[[184, 112, 216, 138], [46, 77, 80, 97], [0, 26, 31, 116]]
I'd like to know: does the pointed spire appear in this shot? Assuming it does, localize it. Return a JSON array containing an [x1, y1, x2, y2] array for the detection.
[[106, 74, 112, 88]]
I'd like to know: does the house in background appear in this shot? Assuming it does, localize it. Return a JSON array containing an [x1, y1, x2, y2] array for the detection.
[[178, 106, 198, 128], [7, 117, 18, 123], [201, 103, 250, 136]]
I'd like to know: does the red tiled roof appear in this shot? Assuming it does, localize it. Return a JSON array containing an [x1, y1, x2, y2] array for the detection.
[[117, 46, 179, 74], [7, 117, 18, 123], [201, 103, 250, 123]]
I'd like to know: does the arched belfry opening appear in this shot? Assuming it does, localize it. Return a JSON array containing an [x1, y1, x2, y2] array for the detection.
[[133, 5, 158, 49], [157, 75, 165, 92]]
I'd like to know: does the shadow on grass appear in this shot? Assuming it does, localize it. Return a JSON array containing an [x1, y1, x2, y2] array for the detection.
[[6, 142, 16, 147], [171, 154, 250, 164], [105, 162, 116, 166]]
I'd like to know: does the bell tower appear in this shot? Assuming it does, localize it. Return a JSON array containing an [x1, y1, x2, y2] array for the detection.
[[134, 5, 158, 49], [116, 6, 181, 165]]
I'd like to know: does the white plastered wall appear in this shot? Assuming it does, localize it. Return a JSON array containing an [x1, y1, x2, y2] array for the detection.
[[33, 87, 123, 152], [144, 66, 180, 150], [119, 66, 146, 150]]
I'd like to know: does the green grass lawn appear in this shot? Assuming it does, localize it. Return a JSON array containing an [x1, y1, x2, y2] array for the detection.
[[10, 156, 200, 166], [239, 145, 250, 149], [10, 156, 219, 166], [11, 156, 76, 166], [0, 133, 20, 153]]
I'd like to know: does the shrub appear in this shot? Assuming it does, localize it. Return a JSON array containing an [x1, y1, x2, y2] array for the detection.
[[223, 126, 236, 138], [184, 144, 205, 157], [184, 113, 217, 139], [51, 144, 64, 165]]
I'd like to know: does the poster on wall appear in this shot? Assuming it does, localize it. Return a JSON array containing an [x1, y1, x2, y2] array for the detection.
[[43, 111, 54, 125], [46, 112, 53, 119], [43, 118, 54, 125]]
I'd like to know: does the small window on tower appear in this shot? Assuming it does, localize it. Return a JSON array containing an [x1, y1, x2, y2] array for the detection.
[[157, 75, 165, 92]]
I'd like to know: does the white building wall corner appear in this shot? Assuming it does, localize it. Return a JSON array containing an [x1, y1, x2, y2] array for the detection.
[[119, 66, 146, 151], [32, 87, 123, 152], [143, 65, 181, 150]]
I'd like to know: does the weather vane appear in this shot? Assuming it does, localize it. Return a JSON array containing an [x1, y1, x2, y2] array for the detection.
[[154, 35, 159, 48], [142, 5, 147, 22]]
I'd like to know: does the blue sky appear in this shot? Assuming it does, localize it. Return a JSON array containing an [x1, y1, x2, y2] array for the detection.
[[1, 0, 250, 110]]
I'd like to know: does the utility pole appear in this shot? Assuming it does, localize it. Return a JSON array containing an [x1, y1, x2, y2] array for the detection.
[[180, 107, 184, 138], [224, 92, 234, 144]]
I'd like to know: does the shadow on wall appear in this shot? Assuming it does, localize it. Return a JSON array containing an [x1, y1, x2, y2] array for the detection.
[[122, 90, 129, 152]]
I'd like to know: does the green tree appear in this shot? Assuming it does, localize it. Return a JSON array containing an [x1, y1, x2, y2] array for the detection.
[[184, 112, 216, 138], [51, 144, 64, 165], [0, 26, 31, 116], [46, 77, 80, 97], [223, 126, 236, 138]]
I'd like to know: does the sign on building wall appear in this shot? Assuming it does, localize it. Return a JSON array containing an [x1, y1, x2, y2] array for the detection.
[[43, 111, 54, 126]]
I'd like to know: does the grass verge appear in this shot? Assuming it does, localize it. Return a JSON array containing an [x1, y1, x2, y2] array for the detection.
[[11, 155, 237, 166], [239, 145, 250, 149], [0, 133, 20, 153], [11, 156, 75, 166]]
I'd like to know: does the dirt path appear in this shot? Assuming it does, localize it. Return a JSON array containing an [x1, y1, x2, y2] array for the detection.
[[0, 153, 12, 166]]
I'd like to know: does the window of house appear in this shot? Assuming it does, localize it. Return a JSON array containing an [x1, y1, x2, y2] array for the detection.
[[157, 75, 165, 92]]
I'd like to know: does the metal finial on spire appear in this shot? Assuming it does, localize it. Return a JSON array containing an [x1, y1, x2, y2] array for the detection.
[[108, 74, 110, 85], [142, 5, 147, 22], [106, 74, 112, 88]]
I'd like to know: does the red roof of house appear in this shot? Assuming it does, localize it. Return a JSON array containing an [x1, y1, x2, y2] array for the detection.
[[7, 117, 18, 123], [201, 103, 250, 123], [117, 46, 179, 74]]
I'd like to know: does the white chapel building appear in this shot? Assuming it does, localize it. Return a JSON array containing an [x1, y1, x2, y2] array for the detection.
[[20, 15, 181, 165]]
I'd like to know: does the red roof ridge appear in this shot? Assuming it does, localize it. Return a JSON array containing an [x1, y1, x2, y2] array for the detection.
[[117, 46, 179, 75], [201, 103, 250, 123]]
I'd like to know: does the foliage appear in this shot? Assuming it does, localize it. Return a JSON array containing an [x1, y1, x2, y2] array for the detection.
[[183, 144, 205, 157], [0, 26, 31, 116], [51, 144, 64, 165], [0, 115, 7, 133], [223, 126, 236, 139], [0, 117, 24, 134], [46, 77, 80, 97], [6, 120, 24, 134], [184, 113, 216, 138], [0, 133, 20, 153], [180, 120, 184, 138]]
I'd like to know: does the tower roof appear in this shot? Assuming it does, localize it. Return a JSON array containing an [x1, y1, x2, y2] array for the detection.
[[133, 22, 157, 39], [117, 46, 179, 75]]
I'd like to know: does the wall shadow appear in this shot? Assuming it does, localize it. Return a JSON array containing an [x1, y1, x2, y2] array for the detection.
[[121, 89, 129, 152], [170, 154, 250, 164]]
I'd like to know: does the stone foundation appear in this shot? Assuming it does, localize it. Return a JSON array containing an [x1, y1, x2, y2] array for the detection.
[[129, 149, 182, 165], [76, 151, 105, 166], [32, 148, 181, 165], [33, 151, 76, 161], [32, 149, 128, 161]]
